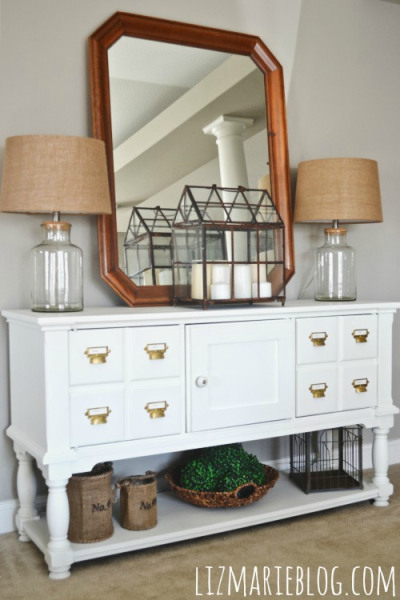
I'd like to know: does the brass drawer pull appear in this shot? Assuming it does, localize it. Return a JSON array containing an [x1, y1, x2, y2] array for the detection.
[[309, 383, 328, 398], [352, 329, 369, 343], [84, 346, 111, 364], [144, 343, 168, 360], [352, 378, 369, 393], [145, 401, 169, 419], [309, 332, 328, 346], [85, 406, 111, 425]]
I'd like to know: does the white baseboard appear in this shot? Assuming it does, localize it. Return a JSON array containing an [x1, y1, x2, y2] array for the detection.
[[0, 499, 19, 535], [0, 494, 46, 536], [1, 439, 399, 536]]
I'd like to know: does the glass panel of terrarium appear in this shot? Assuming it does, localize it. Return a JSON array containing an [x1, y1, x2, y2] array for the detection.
[[125, 247, 140, 278], [205, 228, 227, 261], [200, 187, 226, 223], [125, 244, 152, 283], [172, 226, 203, 264], [128, 210, 139, 236], [248, 229, 271, 279], [233, 229, 250, 262], [134, 210, 149, 236], [224, 189, 250, 224], [202, 201, 226, 223], [228, 203, 254, 224], [153, 241, 172, 269], [177, 188, 196, 224], [172, 230, 188, 264], [173, 264, 190, 299], [151, 208, 175, 233], [188, 226, 203, 262], [272, 228, 285, 264], [256, 193, 280, 224]]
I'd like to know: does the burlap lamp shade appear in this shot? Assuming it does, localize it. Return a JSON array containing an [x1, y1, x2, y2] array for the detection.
[[294, 158, 382, 224], [0, 135, 112, 312], [0, 135, 112, 215]]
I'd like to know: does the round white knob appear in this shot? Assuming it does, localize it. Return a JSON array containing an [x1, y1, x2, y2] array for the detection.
[[196, 376, 208, 388]]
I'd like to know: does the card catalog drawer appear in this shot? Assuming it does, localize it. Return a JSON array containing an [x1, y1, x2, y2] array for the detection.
[[128, 384, 183, 439], [296, 317, 338, 365], [340, 362, 377, 410], [296, 364, 338, 416], [69, 329, 124, 385], [128, 326, 181, 380], [70, 387, 125, 446], [339, 315, 377, 360]]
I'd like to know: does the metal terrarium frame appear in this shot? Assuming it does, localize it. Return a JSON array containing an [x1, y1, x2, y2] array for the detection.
[[171, 184, 286, 308], [124, 206, 176, 286]]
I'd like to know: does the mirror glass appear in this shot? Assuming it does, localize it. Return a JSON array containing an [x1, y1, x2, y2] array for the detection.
[[89, 13, 294, 306], [109, 38, 268, 285]]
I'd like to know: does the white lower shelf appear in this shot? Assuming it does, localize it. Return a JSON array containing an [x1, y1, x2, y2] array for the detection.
[[24, 473, 379, 567]]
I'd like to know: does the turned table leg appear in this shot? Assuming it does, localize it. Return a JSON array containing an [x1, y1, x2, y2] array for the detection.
[[15, 448, 39, 541], [44, 479, 74, 580], [372, 426, 393, 507]]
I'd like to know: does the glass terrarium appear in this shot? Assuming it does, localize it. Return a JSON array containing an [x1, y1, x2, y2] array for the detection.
[[123, 206, 175, 286], [171, 185, 286, 307]]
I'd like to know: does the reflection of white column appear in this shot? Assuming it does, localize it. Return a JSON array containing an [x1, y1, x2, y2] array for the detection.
[[203, 116, 254, 262], [203, 115, 253, 188]]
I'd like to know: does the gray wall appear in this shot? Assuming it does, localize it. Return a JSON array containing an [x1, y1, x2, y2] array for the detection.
[[0, 0, 399, 503]]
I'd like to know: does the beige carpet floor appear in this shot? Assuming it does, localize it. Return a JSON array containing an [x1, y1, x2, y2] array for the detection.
[[1, 466, 399, 600]]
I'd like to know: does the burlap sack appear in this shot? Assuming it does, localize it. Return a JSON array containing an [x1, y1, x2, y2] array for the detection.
[[67, 462, 114, 543], [115, 471, 157, 531]]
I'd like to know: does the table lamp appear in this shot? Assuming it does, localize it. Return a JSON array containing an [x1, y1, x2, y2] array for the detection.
[[294, 158, 382, 301], [0, 135, 112, 312]]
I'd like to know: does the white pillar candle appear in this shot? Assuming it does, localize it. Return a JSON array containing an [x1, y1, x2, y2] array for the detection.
[[252, 281, 272, 298], [191, 263, 212, 300], [211, 283, 231, 300], [212, 263, 231, 284], [233, 264, 252, 299]]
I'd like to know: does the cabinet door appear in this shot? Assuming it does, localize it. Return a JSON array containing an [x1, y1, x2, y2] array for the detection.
[[187, 319, 294, 432]]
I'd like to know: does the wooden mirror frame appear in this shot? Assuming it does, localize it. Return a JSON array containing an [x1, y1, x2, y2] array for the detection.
[[89, 12, 294, 306]]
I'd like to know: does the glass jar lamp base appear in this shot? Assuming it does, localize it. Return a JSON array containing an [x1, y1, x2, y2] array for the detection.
[[315, 227, 356, 302], [30, 221, 83, 313]]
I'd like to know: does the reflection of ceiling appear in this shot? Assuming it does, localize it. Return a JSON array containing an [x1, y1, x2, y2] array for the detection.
[[109, 39, 266, 207], [109, 37, 230, 146]]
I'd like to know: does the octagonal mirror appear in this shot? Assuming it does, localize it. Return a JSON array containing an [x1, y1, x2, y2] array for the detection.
[[89, 12, 294, 306]]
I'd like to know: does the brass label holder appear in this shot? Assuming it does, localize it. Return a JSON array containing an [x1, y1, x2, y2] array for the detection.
[[85, 406, 111, 425], [84, 346, 111, 364], [309, 383, 328, 398], [144, 343, 168, 360], [145, 401, 169, 419], [352, 378, 369, 393], [309, 332, 328, 346], [352, 329, 369, 343]]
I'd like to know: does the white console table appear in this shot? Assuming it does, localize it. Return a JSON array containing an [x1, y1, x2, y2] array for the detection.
[[3, 300, 399, 579]]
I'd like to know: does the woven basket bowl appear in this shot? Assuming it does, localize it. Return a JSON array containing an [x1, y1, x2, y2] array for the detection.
[[164, 464, 279, 508]]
